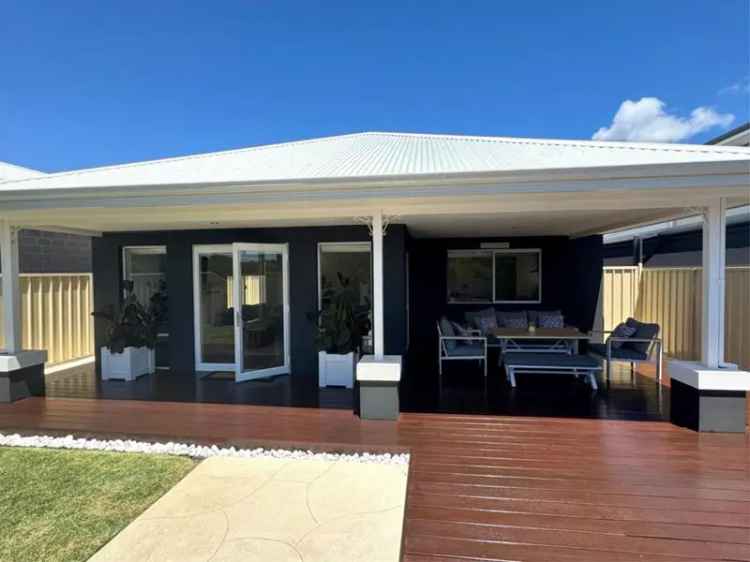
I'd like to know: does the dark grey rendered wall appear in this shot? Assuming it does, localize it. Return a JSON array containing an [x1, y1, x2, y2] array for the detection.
[[407, 235, 604, 360], [18, 229, 92, 273], [92, 225, 408, 381]]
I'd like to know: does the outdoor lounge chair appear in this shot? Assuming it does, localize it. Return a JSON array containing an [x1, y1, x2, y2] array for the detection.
[[588, 318, 662, 383], [437, 318, 487, 377]]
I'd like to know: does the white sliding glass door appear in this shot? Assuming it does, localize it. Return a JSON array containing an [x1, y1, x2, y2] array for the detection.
[[232, 243, 290, 382]]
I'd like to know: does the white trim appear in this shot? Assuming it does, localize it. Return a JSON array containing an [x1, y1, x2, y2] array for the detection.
[[701, 198, 727, 368], [372, 212, 385, 359], [0, 221, 21, 353], [192, 244, 234, 372], [233, 243, 290, 382], [669, 360, 750, 391]]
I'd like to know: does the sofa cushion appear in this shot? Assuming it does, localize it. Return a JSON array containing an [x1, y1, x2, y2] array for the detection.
[[446, 343, 484, 357], [499, 310, 527, 329], [537, 311, 564, 328], [468, 307, 497, 335], [607, 322, 637, 348], [439, 317, 456, 351], [588, 343, 648, 361]]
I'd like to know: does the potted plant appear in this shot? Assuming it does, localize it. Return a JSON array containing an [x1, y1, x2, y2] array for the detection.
[[310, 273, 371, 388], [93, 281, 161, 381]]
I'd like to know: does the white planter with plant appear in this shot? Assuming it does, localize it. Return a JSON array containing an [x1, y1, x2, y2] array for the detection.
[[101, 346, 155, 381], [311, 273, 371, 389], [94, 281, 165, 382]]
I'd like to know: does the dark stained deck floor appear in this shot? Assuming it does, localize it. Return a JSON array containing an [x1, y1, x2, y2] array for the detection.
[[1, 369, 748, 561]]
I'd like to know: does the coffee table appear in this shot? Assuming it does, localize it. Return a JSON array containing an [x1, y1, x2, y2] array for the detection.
[[490, 326, 591, 355]]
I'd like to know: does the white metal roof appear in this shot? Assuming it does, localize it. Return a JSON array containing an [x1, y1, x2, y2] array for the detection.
[[2, 132, 748, 191], [0, 161, 45, 182]]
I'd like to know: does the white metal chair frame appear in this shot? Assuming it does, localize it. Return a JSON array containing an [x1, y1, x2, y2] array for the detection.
[[437, 322, 488, 377], [588, 330, 663, 383]]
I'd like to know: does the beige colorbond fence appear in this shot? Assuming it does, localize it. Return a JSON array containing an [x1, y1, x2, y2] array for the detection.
[[0, 273, 94, 365], [602, 266, 750, 370]]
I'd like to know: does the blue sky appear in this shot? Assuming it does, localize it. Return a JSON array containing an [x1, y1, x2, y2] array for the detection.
[[1, 0, 748, 172]]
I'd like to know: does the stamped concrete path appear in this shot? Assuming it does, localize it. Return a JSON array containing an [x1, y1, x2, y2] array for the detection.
[[89, 456, 409, 562]]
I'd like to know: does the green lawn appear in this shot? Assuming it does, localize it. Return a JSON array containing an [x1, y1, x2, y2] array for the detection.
[[0, 446, 196, 562]]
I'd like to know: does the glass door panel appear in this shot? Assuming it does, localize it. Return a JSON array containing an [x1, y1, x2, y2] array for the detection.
[[195, 248, 235, 369], [233, 244, 289, 381]]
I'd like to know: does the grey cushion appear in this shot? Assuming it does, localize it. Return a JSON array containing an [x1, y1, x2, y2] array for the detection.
[[446, 343, 484, 357], [588, 343, 648, 361], [504, 352, 600, 368], [608, 322, 637, 348], [500, 311, 527, 329], [538, 311, 564, 328], [623, 320, 659, 355], [439, 317, 456, 351]]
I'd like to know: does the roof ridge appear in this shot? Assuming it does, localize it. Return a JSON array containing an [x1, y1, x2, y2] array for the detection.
[[359, 131, 750, 155], [1, 132, 368, 185]]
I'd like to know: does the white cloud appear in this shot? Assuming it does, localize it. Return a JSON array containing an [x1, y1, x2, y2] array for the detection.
[[718, 77, 750, 95], [592, 97, 734, 142]]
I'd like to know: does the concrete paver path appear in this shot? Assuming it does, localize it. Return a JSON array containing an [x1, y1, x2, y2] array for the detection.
[[89, 456, 408, 562]]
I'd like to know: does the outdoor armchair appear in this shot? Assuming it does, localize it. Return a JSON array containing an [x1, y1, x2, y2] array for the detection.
[[437, 319, 488, 377], [588, 320, 662, 383]]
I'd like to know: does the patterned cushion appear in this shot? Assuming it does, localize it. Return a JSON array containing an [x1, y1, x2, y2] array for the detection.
[[537, 311, 564, 328], [439, 317, 456, 351], [475, 315, 497, 335], [500, 311, 528, 329], [607, 322, 637, 348], [471, 307, 497, 335]]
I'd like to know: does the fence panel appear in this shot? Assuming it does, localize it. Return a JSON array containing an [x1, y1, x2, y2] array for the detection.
[[0, 273, 94, 365], [603, 266, 749, 370]]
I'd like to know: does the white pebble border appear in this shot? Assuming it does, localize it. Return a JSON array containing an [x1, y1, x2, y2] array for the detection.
[[0, 433, 409, 465]]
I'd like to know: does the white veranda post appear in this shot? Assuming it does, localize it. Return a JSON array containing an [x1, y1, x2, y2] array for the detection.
[[0, 221, 22, 354], [701, 198, 727, 369], [372, 212, 385, 359]]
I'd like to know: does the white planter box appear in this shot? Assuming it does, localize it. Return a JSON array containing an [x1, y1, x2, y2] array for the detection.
[[101, 346, 154, 381], [318, 351, 355, 388]]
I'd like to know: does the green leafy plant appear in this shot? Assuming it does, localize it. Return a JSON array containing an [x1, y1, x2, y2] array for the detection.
[[92, 281, 161, 353], [309, 273, 371, 355]]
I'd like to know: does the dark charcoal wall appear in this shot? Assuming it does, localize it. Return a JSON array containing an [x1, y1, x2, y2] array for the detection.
[[18, 229, 92, 273], [407, 235, 603, 358], [92, 225, 408, 379]]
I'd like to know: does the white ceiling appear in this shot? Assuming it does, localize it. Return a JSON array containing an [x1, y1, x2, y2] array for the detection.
[[401, 208, 689, 238]]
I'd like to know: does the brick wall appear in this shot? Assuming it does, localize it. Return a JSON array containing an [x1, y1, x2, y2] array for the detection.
[[17, 229, 92, 273]]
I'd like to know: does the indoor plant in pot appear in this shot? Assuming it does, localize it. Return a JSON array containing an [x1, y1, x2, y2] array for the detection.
[[311, 273, 371, 388], [93, 281, 160, 381]]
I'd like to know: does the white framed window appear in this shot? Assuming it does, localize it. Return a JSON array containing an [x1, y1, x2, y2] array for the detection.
[[317, 242, 373, 353], [317, 242, 372, 310], [122, 246, 167, 307], [447, 248, 542, 304]]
